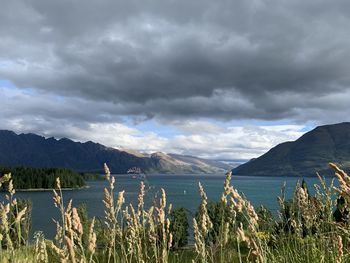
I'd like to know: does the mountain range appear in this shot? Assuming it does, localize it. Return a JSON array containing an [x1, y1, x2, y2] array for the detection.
[[0, 130, 231, 174], [233, 122, 350, 176]]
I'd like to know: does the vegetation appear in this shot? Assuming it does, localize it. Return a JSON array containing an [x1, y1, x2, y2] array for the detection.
[[0, 166, 85, 189], [0, 174, 32, 251], [80, 173, 104, 181], [2, 162, 350, 262], [169, 207, 189, 248]]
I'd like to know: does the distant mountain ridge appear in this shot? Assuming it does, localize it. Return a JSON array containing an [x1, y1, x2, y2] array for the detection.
[[233, 122, 350, 176], [0, 130, 231, 174]]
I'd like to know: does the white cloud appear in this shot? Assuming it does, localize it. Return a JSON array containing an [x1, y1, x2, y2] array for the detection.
[[66, 123, 168, 153], [0, 85, 307, 160], [41, 121, 305, 161], [164, 123, 305, 160]]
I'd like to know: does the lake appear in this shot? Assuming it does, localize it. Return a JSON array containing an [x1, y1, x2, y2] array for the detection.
[[0, 174, 336, 239]]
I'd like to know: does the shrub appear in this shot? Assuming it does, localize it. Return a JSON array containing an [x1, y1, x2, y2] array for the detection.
[[169, 207, 189, 248]]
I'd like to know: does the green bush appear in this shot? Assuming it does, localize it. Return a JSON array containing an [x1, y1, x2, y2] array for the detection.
[[169, 207, 189, 248]]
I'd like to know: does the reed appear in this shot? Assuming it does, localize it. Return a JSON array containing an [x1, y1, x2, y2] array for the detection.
[[3, 162, 350, 262]]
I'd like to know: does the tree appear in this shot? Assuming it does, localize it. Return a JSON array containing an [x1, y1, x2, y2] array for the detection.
[[169, 207, 189, 248]]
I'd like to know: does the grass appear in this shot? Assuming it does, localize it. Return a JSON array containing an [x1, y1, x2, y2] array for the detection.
[[0, 162, 350, 262]]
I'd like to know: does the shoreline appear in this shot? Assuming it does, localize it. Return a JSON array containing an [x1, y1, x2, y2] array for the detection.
[[15, 185, 90, 192]]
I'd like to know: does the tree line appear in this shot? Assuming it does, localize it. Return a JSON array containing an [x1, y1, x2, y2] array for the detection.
[[0, 166, 86, 189]]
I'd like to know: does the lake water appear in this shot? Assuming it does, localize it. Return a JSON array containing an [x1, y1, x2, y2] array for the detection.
[[0, 174, 336, 239]]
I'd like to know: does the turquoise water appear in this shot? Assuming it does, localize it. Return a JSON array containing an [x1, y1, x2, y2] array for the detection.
[[0, 174, 336, 239]]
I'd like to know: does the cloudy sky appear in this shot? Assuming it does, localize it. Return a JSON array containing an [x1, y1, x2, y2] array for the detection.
[[1, 0, 349, 161]]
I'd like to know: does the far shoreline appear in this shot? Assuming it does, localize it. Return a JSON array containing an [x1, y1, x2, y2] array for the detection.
[[15, 185, 90, 192]]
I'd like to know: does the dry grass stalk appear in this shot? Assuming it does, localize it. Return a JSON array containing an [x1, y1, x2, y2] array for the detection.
[[0, 173, 11, 186], [0, 203, 13, 251], [102, 163, 118, 262], [0, 173, 29, 251], [330, 163, 350, 204], [193, 217, 206, 262], [314, 173, 334, 222], [156, 188, 172, 262], [102, 163, 130, 262], [146, 206, 158, 260], [34, 232, 48, 263], [88, 217, 96, 255], [104, 163, 111, 181], [138, 181, 145, 217], [72, 208, 83, 236], [222, 173, 263, 263], [65, 236, 76, 263], [336, 235, 343, 263], [193, 182, 213, 263], [53, 178, 65, 247], [198, 183, 213, 235], [125, 205, 139, 259], [51, 177, 90, 263]]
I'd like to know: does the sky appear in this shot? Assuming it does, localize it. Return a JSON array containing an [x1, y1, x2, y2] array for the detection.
[[1, 0, 350, 161]]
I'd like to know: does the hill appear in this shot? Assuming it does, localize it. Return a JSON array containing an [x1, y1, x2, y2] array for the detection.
[[0, 130, 230, 174], [233, 122, 350, 176]]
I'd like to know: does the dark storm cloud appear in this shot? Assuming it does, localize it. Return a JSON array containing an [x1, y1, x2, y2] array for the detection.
[[1, 0, 350, 123]]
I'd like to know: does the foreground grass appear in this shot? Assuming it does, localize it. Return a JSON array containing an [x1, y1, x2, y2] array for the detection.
[[0, 236, 346, 263], [0, 245, 248, 263], [1, 162, 350, 262], [0, 247, 36, 263]]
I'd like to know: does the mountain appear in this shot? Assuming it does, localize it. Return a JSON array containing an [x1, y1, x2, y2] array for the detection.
[[233, 122, 350, 176], [168, 154, 232, 171], [0, 130, 231, 174]]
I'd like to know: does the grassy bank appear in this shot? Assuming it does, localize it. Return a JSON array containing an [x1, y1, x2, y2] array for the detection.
[[15, 185, 90, 192], [0, 162, 350, 262]]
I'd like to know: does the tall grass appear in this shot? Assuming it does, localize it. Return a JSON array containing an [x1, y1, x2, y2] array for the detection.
[[1, 162, 350, 262]]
